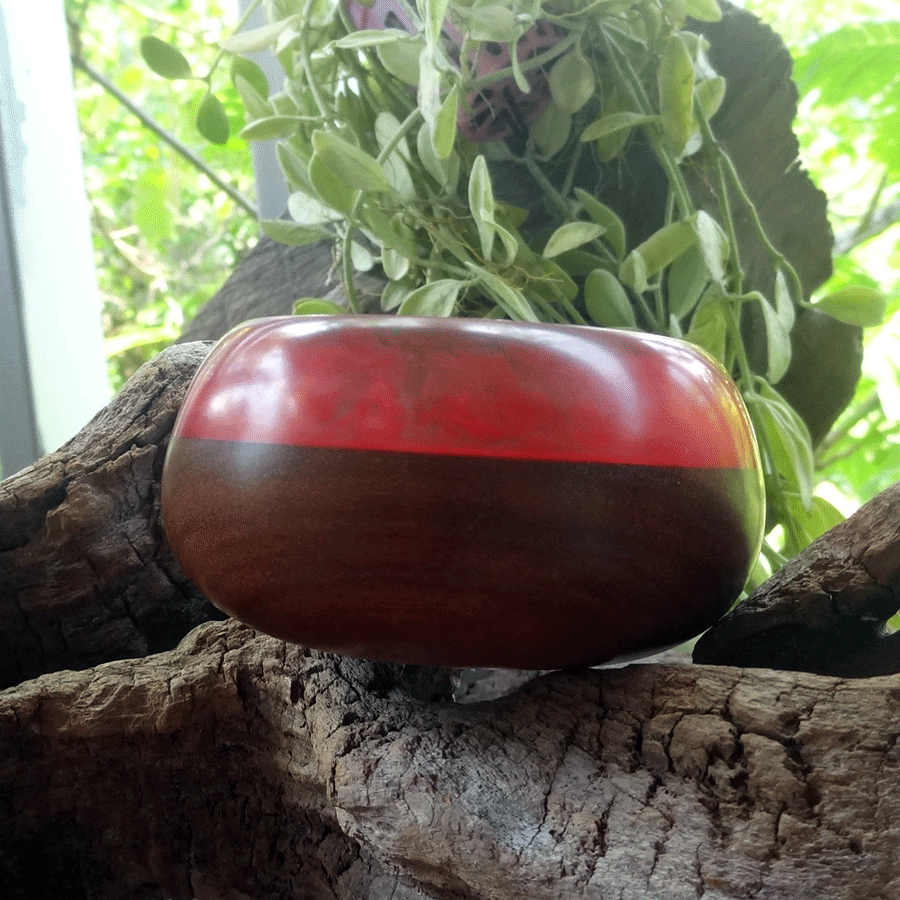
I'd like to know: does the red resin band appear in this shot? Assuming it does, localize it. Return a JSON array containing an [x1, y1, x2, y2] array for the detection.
[[175, 316, 759, 470]]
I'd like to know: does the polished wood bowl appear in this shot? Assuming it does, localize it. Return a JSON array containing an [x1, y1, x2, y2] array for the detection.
[[161, 316, 764, 669]]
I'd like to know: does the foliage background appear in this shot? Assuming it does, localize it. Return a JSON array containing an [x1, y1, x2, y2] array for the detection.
[[66, 0, 252, 391], [739, 0, 900, 515], [67, 0, 900, 518]]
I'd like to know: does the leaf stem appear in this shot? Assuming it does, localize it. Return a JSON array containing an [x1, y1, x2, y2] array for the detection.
[[204, 0, 264, 79], [70, 53, 256, 216], [597, 26, 694, 217], [299, 0, 331, 119], [697, 109, 744, 293], [713, 130, 807, 305], [725, 304, 754, 388]]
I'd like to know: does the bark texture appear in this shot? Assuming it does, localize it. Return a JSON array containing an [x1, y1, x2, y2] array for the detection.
[[0, 343, 222, 691], [694, 479, 900, 677], [3, 623, 900, 900]]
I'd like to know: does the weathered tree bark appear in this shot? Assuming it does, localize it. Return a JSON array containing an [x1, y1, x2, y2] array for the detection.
[[694, 478, 900, 677], [0, 343, 221, 691], [3, 619, 900, 900]]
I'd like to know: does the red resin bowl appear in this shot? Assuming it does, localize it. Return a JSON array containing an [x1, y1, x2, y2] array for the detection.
[[161, 316, 764, 669]]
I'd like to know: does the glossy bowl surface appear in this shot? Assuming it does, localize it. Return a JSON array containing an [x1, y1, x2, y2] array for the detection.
[[161, 316, 764, 668]]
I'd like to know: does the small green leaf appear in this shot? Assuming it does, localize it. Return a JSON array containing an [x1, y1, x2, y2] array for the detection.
[[468, 155, 495, 222], [424, 0, 451, 46], [686, 296, 727, 362], [455, 4, 519, 42], [359, 200, 416, 257], [667, 244, 710, 319], [260, 219, 331, 246], [271, 92, 299, 117], [774, 268, 796, 332], [380, 280, 415, 312], [475, 268, 539, 322], [293, 297, 347, 316], [527, 254, 578, 302], [585, 269, 636, 328], [550, 248, 608, 277], [418, 48, 443, 138], [331, 29, 412, 49], [140, 36, 192, 80], [382, 247, 411, 281], [509, 38, 531, 94], [240, 116, 301, 141], [375, 112, 416, 199], [196, 93, 230, 145], [684, 0, 723, 22], [432, 84, 459, 160], [661, 0, 687, 27], [397, 279, 462, 317], [748, 384, 815, 510], [233, 74, 274, 120], [293, 298, 346, 315], [813, 286, 887, 327], [784, 494, 845, 551], [231, 57, 269, 99], [308, 151, 357, 215], [695, 76, 726, 120], [620, 220, 694, 293], [689, 210, 728, 284], [756, 293, 792, 382], [220, 17, 299, 54], [658, 33, 695, 156], [416, 122, 449, 187], [532, 103, 572, 157], [311, 130, 391, 193], [376, 35, 423, 86], [468, 155, 497, 260], [492, 223, 521, 266], [574, 189, 627, 260], [277, 142, 315, 193], [548, 49, 596, 114], [543, 221, 605, 258], [580, 111, 659, 142], [350, 242, 376, 272], [288, 191, 340, 226]]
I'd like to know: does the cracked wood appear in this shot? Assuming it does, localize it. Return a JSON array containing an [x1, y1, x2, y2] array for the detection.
[[2, 622, 900, 899]]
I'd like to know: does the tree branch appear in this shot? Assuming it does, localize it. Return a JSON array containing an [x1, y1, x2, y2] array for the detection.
[[694, 475, 900, 676], [70, 53, 258, 218], [833, 197, 900, 256]]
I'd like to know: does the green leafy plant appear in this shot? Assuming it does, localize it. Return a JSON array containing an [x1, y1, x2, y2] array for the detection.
[[140, 0, 888, 567]]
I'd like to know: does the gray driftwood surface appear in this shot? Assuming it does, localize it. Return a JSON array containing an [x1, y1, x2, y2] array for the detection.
[[1, 340, 899, 900], [4, 619, 900, 900]]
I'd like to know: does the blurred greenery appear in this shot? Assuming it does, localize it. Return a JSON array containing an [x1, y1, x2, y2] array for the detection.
[[69, 0, 900, 524], [739, 1, 900, 519], [66, 0, 257, 390]]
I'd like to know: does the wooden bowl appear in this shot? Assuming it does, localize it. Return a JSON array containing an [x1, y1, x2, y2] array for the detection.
[[161, 316, 764, 668]]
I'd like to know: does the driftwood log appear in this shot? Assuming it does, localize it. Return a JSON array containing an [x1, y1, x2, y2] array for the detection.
[[2, 5, 898, 898]]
